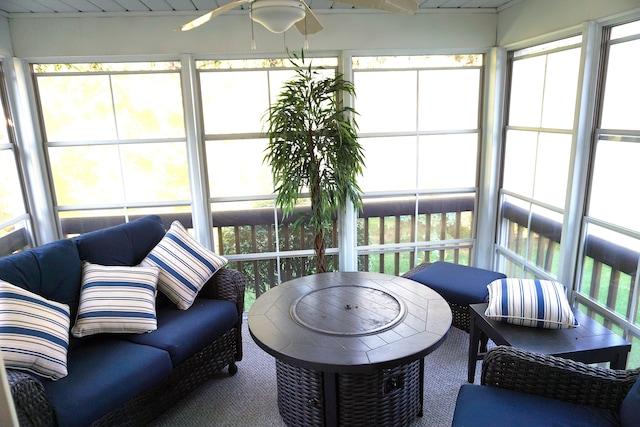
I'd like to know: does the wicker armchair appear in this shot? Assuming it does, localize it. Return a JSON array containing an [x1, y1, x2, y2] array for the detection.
[[481, 346, 639, 409], [452, 346, 640, 427]]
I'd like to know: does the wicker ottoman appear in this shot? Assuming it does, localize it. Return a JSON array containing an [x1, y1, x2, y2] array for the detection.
[[403, 262, 506, 332], [276, 358, 423, 427]]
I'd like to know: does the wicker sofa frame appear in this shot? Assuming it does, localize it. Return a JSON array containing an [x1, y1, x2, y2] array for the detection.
[[402, 262, 473, 332], [480, 346, 640, 411], [9, 268, 245, 427]]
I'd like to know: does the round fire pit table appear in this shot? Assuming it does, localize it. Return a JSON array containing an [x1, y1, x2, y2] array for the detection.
[[248, 271, 452, 427]]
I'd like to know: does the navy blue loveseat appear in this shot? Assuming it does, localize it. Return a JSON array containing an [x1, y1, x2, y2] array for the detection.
[[1, 215, 245, 426]]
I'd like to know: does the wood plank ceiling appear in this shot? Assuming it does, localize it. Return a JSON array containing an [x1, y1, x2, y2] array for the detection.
[[0, 0, 517, 14]]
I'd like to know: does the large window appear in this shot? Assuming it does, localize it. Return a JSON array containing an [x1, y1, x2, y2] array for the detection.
[[32, 62, 191, 234], [577, 20, 640, 366], [0, 63, 31, 256], [497, 36, 582, 278], [352, 55, 483, 274], [196, 57, 339, 306]]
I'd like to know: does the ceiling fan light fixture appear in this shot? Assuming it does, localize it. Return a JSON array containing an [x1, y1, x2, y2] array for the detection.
[[251, 0, 306, 33]]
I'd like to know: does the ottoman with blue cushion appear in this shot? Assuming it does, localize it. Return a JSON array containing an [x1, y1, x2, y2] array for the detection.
[[402, 261, 506, 331]]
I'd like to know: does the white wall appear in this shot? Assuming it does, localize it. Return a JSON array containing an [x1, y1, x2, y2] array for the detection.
[[8, 11, 497, 58], [0, 16, 13, 56], [498, 0, 640, 46]]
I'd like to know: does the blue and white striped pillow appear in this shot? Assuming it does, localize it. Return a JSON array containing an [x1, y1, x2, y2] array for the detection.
[[0, 280, 70, 380], [71, 262, 159, 338], [485, 278, 579, 329], [141, 221, 228, 310]]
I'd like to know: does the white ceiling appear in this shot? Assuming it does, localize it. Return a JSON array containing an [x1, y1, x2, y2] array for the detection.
[[0, 0, 518, 15]]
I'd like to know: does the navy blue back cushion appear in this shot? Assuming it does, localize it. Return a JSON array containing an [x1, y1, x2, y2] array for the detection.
[[0, 239, 82, 317], [408, 261, 506, 305], [74, 215, 166, 266], [621, 376, 640, 427]]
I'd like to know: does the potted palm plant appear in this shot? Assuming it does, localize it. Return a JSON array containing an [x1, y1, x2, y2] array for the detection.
[[264, 53, 365, 274]]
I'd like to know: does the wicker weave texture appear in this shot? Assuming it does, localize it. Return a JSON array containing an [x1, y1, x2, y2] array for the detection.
[[275, 359, 422, 427], [6, 370, 55, 427], [338, 359, 422, 427], [482, 346, 640, 411], [276, 360, 325, 427]]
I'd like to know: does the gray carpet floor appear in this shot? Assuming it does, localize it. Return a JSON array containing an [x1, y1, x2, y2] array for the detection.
[[150, 321, 482, 426]]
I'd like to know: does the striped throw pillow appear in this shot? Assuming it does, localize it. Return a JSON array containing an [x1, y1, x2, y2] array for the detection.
[[485, 278, 579, 329], [141, 221, 228, 310], [71, 263, 160, 338], [0, 280, 70, 380]]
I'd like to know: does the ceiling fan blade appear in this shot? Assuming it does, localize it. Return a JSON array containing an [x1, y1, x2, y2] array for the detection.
[[295, 1, 323, 35], [332, 0, 418, 14], [179, 0, 253, 31]]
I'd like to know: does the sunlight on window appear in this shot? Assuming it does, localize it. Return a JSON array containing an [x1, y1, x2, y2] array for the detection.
[[0, 150, 26, 222], [610, 20, 640, 40], [354, 71, 417, 133], [206, 139, 273, 198], [418, 69, 480, 131], [600, 39, 640, 131], [37, 75, 117, 141], [35, 61, 190, 221], [359, 136, 416, 192], [589, 140, 640, 233], [352, 55, 482, 69], [418, 134, 478, 189]]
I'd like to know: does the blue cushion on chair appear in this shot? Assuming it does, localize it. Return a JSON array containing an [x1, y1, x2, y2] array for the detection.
[[407, 261, 506, 305], [452, 384, 619, 427], [621, 376, 640, 427]]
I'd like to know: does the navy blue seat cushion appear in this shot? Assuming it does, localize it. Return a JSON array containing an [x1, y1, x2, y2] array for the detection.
[[621, 376, 640, 427], [42, 337, 173, 427], [407, 261, 506, 305], [74, 215, 166, 266], [0, 239, 82, 318], [127, 298, 238, 366], [452, 384, 619, 427]]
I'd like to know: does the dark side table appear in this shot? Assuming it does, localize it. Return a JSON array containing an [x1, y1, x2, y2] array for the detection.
[[248, 272, 452, 427], [468, 302, 631, 383]]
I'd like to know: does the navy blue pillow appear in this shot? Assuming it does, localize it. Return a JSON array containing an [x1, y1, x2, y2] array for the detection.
[[0, 239, 82, 317], [74, 215, 166, 266], [620, 375, 640, 427], [407, 261, 506, 305]]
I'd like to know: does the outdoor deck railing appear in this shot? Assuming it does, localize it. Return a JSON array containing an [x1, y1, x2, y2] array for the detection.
[[501, 202, 639, 330], [1, 199, 636, 327]]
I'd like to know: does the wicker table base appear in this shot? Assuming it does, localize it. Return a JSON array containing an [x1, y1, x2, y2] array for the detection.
[[276, 358, 423, 427]]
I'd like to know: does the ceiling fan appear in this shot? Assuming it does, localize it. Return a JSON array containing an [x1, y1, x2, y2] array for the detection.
[[180, 0, 419, 35]]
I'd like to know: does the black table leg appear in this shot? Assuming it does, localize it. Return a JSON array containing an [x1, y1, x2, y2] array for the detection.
[[323, 372, 338, 427], [418, 358, 424, 417], [610, 350, 629, 370], [468, 313, 482, 383]]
